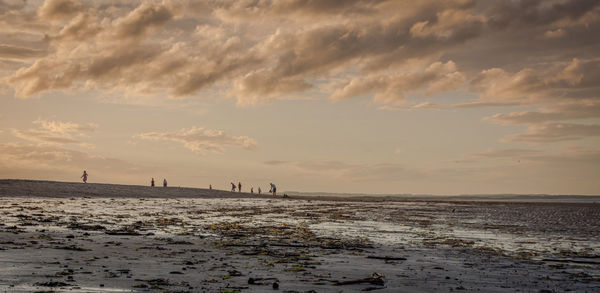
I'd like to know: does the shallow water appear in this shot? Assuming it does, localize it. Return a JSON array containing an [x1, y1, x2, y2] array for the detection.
[[1, 197, 599, 259]]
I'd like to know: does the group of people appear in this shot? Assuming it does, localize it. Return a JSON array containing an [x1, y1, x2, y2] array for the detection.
[[231, 182, 276, 195], [229, 182, 277, 196], [150, 177, 167, 187], [81, 170, 278, 196]]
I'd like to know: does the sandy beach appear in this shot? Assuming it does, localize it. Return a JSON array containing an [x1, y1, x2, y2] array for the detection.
[[1, 179, 599, 292]]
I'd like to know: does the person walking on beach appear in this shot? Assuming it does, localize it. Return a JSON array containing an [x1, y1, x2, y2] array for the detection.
[[251, 187, 254, 194], [163, 178, 167, 187], [238, 182, 242, 193], [231, 182, 236, 192], [81, 170, 88, 183], [270, 183, 277, 196], [151, 178, 155, 187], [209, 184, 212, 190], [258, 187, 261, 194]]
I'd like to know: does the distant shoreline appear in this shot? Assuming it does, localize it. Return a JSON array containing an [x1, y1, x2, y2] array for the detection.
[[1, 179, 599, 203]]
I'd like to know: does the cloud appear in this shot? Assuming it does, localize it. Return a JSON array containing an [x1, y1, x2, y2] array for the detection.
[[5, 1, 184, 97], [0, 44, 47, 59], [503, 123, 600, 143], [32, 119, 96, 133], [135, 126, 257, 155], [113, 2, 175, 40], [409, 7, 485, 41], [544, 28, 565, 38], [37, 0, 82, 21], [0, 0, 599, 110], [469, 148, 542, 160], [8, 43, 167, 97], [170, 51, 265, 98], [468, 58, 598, 105], [0, 0, 27, 11], [462, 146, 600, 166], [486, 0, 600, 29], [212, 0, 385, 22], [331, 61, 465, 105], [531, 146, 600, 165], [484, 99, 600, 144], [2, 0, 483, 101], [485, 100, 600, 125], [263, 160, 288, 166], [9, 119, 97, 148], [9, 58, 82, 97], [231, 69, 312, 106], [53, 13, 101, 42], [410, 102, 447, 109]]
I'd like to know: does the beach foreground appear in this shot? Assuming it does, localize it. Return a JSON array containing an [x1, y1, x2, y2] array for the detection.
[[1, 180, 599, 292]]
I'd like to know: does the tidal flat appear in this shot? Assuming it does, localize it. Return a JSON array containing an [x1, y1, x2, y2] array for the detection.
[[1, 180, 599, 292]]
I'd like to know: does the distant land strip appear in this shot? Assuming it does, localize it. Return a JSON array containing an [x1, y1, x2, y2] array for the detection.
[[1, 179, 599, 204]]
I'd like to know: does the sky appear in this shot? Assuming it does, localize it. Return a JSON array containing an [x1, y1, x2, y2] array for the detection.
[[1, 0, 600, 195]]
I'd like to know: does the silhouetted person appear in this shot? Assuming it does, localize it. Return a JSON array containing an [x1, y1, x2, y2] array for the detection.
[[270, 183, 277, 196], [251, 187, 254, 194], [231, 182, 236, 192], [258, 187, 261, 194], [238, 182, 242, 193], [209, 184, 212, 190], [163, 178, 167, 187], [81, 170, 88, 183], [151, 178, 155, 187]]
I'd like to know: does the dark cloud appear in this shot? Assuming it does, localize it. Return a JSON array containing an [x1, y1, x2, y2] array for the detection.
[[211, 0, 390, 23], [87, 46, 163, 79], [171, 52, 265, 97], [0, 0, 27, 13], [0, 44, 47, 59], [486, 0, 600, 29], [0, 9, 47, 34]]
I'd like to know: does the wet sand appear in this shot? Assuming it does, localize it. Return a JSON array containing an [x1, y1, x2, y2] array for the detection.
[[1, 179, 599, 292]]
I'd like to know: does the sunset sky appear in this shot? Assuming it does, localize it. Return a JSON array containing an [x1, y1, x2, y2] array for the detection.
[[1, 0, 599, 194]]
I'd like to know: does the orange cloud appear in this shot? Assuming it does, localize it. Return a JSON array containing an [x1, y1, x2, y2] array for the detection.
[[135, 127, 257, 155], [37, 0, 82, 21], [485, 100, 600, 125], [9, 119, 97, 148], [503, 123, 600, 143]]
